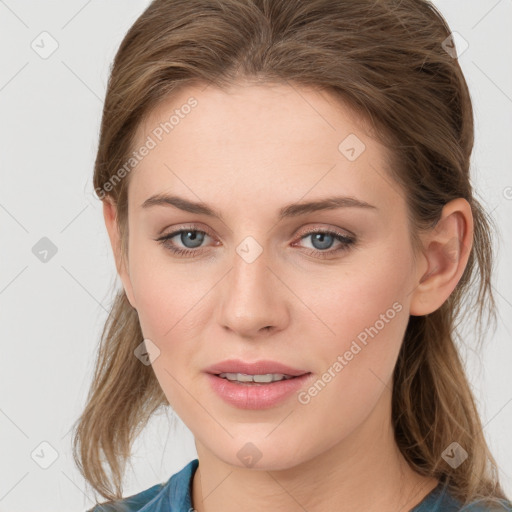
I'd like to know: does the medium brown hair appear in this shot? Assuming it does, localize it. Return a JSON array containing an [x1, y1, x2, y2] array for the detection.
[[73, 0, 509, 507]]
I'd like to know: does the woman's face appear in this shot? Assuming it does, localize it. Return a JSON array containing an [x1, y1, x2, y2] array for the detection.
[[114, 82, 425, 469]]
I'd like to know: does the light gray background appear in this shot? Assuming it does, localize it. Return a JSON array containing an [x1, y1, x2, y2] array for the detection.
[[0, 1, 511, 510]]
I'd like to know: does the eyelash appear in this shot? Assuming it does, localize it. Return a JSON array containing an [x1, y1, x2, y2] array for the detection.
[[155, 225, 356, 259]]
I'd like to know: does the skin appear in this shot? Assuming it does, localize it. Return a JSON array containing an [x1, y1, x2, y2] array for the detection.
[[103, 81, 473, 512]]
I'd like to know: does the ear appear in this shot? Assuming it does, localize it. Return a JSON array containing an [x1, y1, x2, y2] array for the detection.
[[409, 198, 473, 316], [102, 198, 137, 310]]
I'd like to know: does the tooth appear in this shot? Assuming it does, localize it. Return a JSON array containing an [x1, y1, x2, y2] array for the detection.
[[236, 373, 254, 382], [253, 374, 274, 383], [217, 372, 294, 383]]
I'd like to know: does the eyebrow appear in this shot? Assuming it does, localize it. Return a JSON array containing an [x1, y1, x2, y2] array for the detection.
[[141, 193, 377, 221]]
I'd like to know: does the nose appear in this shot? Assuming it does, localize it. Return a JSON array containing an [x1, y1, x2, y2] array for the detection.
[[217, 244, 290, 338]]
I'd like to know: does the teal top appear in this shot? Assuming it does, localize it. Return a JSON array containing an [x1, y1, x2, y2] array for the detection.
[[87, 458, 512, 511]]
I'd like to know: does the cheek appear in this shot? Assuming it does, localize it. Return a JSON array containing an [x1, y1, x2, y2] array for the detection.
[[321, 264, 411, 411], [127, 238, 210, 339], [128, 253, 209, 410], [126, 246, 219, 404], [312, 246, 410, 345], [301, 244, 411, 395]]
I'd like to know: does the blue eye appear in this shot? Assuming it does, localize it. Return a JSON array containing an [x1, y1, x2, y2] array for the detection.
[[305, 232, 342, 250], [294, 229, 355, 258], [156, 226, 355, 259], [174, 230, 206, 249], [156, 228, 212, 256]]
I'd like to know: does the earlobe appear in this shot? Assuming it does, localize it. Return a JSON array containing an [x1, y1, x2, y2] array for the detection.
[[102, 198, 138, 310], [409, 198, 473, 316]]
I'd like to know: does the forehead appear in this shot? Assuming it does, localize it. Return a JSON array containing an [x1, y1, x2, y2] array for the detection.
[[128, 81, 402, 215], [134, 81, 371, 150]]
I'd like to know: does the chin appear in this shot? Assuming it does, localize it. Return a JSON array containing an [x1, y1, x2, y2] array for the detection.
[[208, 436, 309, 472]]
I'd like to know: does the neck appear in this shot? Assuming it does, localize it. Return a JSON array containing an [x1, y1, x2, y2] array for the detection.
[[191, 386, 438, 512]]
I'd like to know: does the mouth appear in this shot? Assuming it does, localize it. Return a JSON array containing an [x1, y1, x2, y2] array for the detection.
[[204, 360, 313, 409], [214, 372, 306, 384], [206, 371, 313, 409]]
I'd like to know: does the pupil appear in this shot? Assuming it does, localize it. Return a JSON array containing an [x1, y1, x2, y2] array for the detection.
[[181, 231, 204, 248], [312, 233, 333, 250]]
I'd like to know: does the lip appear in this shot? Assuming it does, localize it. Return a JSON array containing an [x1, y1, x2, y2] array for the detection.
[[204, 359, 312, 410], [204, 359, 309, 377]]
